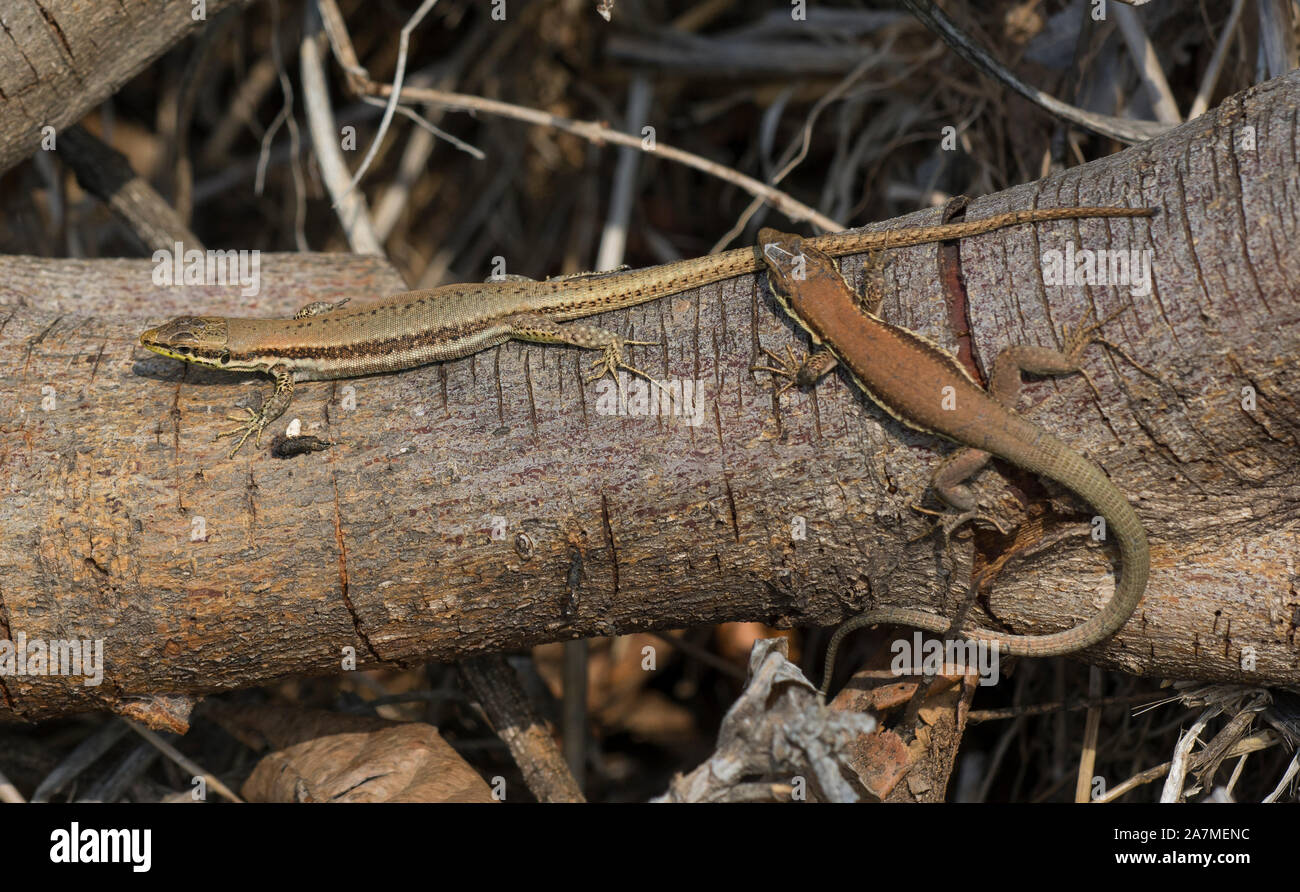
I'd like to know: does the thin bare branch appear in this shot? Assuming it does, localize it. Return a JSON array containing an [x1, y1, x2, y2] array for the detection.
[[902, 0, 1169, 144]]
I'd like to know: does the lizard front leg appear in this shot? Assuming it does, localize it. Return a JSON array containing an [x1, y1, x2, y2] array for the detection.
[[750, 344, 839, 395], [215, 364, 294, 457]]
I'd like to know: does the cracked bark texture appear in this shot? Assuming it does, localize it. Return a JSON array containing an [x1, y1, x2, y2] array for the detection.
[[0, 73, 1298, 722], [0, 0, 253, 177]]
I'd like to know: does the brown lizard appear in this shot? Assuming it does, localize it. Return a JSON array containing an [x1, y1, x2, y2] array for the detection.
[[139, 206, 1154, 457], [755, 227, 1149, 697]]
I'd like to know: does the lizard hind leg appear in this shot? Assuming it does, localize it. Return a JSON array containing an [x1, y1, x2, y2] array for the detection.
[[912, 445, 1012, 541], [985, 303, 1150, 406], [502, 312, 670, 403], [917, 315, 1105, 536], [294, 299, 351, 318]]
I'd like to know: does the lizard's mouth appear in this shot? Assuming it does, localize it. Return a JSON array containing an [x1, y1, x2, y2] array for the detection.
[[139, 326, 196, 362], [138, 326, 166, 351], [139, 336, 191, 363]]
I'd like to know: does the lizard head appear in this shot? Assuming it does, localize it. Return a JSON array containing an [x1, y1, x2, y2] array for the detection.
[[139, 316, 231, 368], [756, 227, 841, 334], [757, 228, 802, 316]]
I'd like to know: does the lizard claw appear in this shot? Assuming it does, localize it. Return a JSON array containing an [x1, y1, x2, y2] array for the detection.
[[1060, 305, 1164, 383], [1061, 304, 1130, 359], [584, 344, 621, 383], [750, 345, 803, 396], [1060, 313, 1099, 359], [585, 343, 674, 405], [908, 501, 1010, 542], [215, 407, 269, 458]]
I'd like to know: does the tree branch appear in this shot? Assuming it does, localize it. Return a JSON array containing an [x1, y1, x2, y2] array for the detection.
[[1, 73, 1298, 721]]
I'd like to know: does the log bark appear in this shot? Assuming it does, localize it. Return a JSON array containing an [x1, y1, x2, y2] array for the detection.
[[0, 0, 253, 177], [1, 73, 1298, 722]]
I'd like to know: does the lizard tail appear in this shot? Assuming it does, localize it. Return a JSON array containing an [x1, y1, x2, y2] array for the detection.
[[819, 448, 1148, 698]]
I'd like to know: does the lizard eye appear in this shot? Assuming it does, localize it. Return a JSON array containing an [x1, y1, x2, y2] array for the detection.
[[176, 346, 192, 355], [218, 351, 230, 365]]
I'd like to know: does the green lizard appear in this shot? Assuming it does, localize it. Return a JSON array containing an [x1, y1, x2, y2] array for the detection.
[[754, 228, 1149, 697], [139, 205, 1153, 458]]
